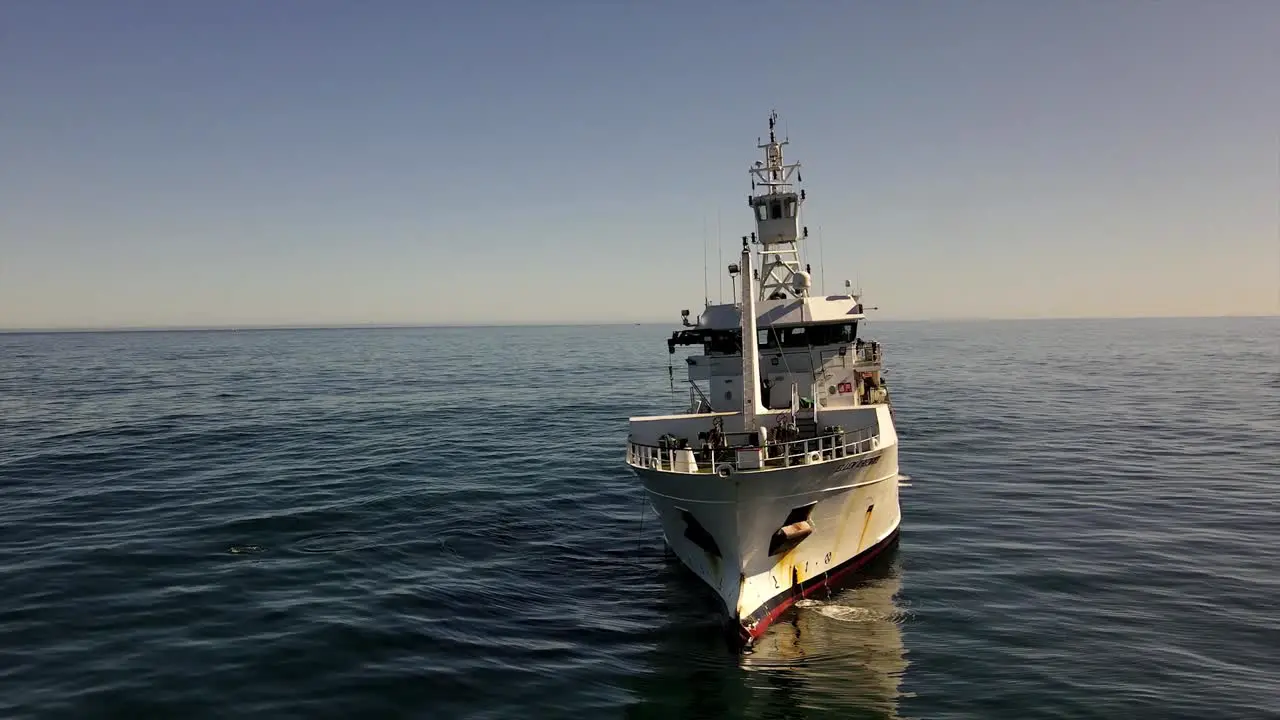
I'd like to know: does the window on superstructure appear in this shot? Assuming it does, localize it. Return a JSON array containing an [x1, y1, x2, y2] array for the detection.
[[804, 322, 858, 346], [761, 326, 810, 350], [785, 197, 797, 218], [708, 329, 741, 355], [755, 203, 768, 222], [783, 327, 809, 349], [769, 200, 783, 220]]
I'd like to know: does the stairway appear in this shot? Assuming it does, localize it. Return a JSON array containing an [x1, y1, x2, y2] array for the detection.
[[796, 416, 818, 439]]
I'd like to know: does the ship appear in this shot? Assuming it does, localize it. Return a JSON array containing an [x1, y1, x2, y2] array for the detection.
[[624, 111, 903, 647]]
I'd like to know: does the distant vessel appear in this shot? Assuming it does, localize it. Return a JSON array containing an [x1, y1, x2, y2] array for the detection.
[[624, 112, 903, 647]]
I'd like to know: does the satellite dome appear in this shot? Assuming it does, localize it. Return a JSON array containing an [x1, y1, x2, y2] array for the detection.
[[790, 270, 812, 293]]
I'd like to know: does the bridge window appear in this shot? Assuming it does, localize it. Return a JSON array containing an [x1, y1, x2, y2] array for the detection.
[[769, 200, 783, 220], [756, 323, 858, 349], [695, 326, 857, 355], [785, 197, 797, 218], [755, 203, 768, 222], [783, 327, 807, 347], [707, 329, 742, 355], [809, 322, 857, 345], [758, 326, 810, 349]]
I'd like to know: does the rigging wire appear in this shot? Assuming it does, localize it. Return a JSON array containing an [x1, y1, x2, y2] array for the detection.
[[634, 490, 647, 567], [668, 355, 676, 413]]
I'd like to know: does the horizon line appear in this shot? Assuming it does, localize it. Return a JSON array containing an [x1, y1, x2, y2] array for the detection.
[[1, 312, 1275, 335]]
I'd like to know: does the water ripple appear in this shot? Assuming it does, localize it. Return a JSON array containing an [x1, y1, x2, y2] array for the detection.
[[0, 319, 1277, 719]]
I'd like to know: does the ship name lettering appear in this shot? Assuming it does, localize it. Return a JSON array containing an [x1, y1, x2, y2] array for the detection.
[[835, 454, 882, 473]]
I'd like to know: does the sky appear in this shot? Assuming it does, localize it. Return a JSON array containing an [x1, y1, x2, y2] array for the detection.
[[1, 0, 1277, 329]]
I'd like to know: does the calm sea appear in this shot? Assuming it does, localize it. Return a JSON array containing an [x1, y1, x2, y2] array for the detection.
[[1, 317, 1277, 719]]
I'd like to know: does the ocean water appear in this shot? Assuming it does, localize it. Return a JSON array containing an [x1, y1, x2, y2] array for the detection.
[[1, 317, 1277, 719]]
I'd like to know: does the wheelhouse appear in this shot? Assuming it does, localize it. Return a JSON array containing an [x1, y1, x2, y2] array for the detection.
[[668, 321, 859, 355]]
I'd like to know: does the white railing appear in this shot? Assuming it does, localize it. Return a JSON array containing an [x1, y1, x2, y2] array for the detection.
[[762, 426, 878, 469], [626, 426, 879, 475]]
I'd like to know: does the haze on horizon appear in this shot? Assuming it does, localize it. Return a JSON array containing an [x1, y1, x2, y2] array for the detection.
[[1, 1, 1277, 330]]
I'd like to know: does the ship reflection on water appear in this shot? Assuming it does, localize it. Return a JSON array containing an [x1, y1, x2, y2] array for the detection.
[[741, 548, 908, 719], [626, 546, 909, 719]]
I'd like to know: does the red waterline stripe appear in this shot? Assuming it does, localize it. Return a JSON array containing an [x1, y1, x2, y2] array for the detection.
[[740, 527, 901, 643]]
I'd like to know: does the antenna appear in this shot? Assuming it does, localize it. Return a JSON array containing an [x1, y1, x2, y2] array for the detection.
[[702, 211, 709, 307], [717, 208, 723, 303], [819, 225, 826, 295]]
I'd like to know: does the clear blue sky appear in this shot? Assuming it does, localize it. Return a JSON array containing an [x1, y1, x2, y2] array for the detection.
[[2, 1, 1277, 328]]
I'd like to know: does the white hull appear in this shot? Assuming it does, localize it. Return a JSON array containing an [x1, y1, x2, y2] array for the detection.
[[632, 405, 902, 643], [625, 112, 905, 647]]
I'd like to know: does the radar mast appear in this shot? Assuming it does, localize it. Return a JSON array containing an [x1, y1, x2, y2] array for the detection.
[[748, 111, 809, 301]]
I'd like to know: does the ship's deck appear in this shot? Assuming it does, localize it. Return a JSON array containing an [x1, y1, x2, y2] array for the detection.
[[626, 424, 880, 475]]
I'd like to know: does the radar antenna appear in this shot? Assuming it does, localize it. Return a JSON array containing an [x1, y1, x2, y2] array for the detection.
[[748, 111, 807, 301]]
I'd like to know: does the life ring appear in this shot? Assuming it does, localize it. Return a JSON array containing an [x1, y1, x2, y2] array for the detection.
[[715, 463, 733, 478]]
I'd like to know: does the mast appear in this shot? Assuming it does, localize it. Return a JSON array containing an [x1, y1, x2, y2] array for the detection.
[[748, 110, 810, 302], [739, 241, 765, 430]]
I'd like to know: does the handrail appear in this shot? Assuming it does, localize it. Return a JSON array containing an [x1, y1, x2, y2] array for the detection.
[[687, 382, 714, 413], [626, 426, 879, 475]]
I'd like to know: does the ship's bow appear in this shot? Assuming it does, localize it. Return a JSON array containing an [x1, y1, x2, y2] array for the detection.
[[634, 428, 901, 645]]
